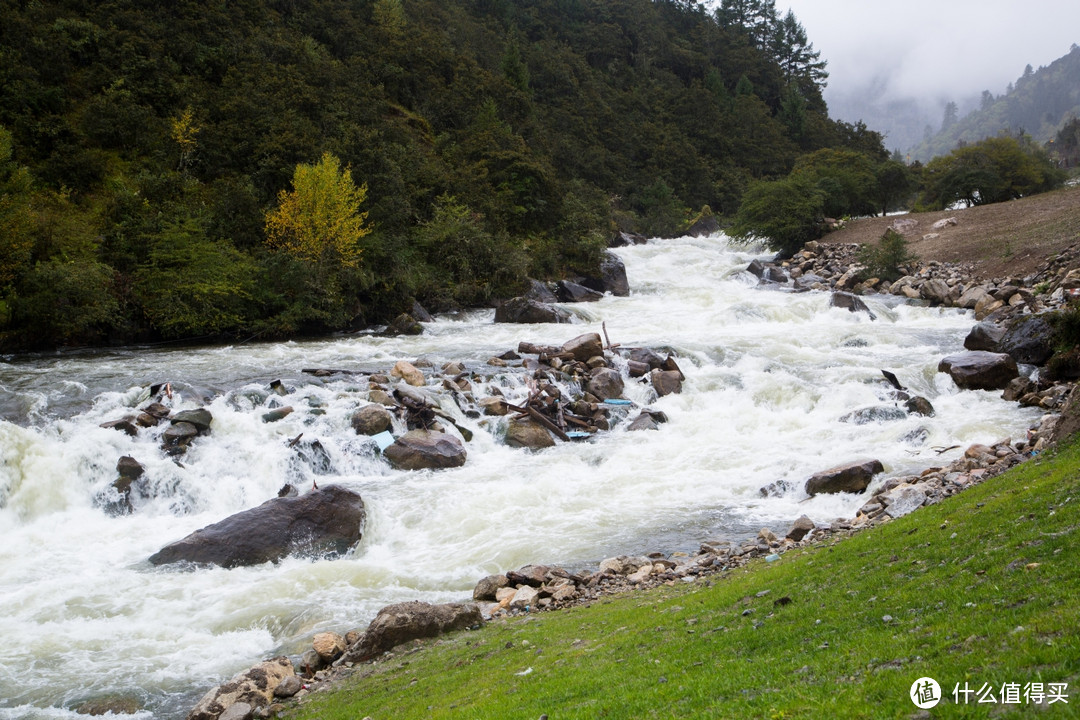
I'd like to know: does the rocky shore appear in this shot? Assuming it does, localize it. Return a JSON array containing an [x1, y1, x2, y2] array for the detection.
[[177, 229, 1080, 720]]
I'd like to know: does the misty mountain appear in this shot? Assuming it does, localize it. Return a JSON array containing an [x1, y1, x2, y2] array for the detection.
[[910, 44, 1080, 162]]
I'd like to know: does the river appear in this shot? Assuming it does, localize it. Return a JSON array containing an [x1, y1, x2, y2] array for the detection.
[[0, 234, 1040, 719]]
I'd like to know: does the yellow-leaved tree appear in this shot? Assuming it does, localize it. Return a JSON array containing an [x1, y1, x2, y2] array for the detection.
[[264, 152, 371, 271]]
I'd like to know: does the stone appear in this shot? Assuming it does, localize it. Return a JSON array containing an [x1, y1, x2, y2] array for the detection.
[[957, 285, 990, 310], [830, 292, 876, 319], [100, 417, 139, 436], [172, 408, 213, 432], [786, 515, 816, 542], [185, 656, 294, 720], [610, 230, 647, 247], [930, 217, 958, 230], [524, 279, 560, 304], [587, 367, 624, 400], [261, 407, 293, 423], [149, 485, 366, 568], [273, 675, 302, 698], [117, 456, 145, 480], [649, 369, 683, 397], [383, 430, 467, 470], [478, 397, 509, 416], [312, 632, 346, 662], [509, 585, 540, 609], [218, 703, 253, 720], [494, 297, 570, 324], [473, 574, 510, 601], [627, 409, 668, 431], [999, 314, 1055, 366], [628, 347, 666, 369], [938, 351, 1019, 391], [350, 404, 393, 436], [974, 295, 1004, 321], [391, 360, 425, 387], [904, 396, 935, 417], [562, 333, 604, 362], [388, 313, 423, 336], [964, 322, 1006, 352], [555, 280, 603, 303], [368, 388, 395, 406], [920, 278, 952, 305], [581, 251, 630, 297], [839, 406, 907, 424], [340, 601, 483, 663], [883, 486, 927, 518], [805, 459, 884, 496], [505, 418, 555, 449], [1002, 377, 1035, 402]]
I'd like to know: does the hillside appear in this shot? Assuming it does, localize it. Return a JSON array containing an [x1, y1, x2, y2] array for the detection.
[[911, 45, 1080, 162], [0, 0, 879, 352], [822, 183, 1080, 281]]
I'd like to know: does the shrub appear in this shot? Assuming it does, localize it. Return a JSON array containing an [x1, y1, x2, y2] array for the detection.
[[857, 228, 918, 282]]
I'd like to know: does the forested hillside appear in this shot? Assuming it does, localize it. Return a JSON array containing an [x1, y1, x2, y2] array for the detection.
[[0, 0, 882, 351], [912, 44, 1080, 162]]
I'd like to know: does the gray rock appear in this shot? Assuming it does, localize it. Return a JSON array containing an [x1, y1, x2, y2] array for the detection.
[[351, 404, 392, 436], [964, 322, 1006, 352], [938, 351, 1019, 391], [218, 702, 253, 720], [505, 418, 555, 449], [185, 656, 294, 720], [587, 367, 625, 400], [786, 515, 816, 542], [494, 297, 570, 324], [273, 675, 302, 698], [583, 251, 630, 297], [473, 574, 510, 601], [999, 313, 1055, 366], [340, 601, 482, 664], [839, 406, 907, 424], [904, 396, 935, 417], [172, 408, 213, 432], [383, 430, 467, 470], [556, 280, 603, 303], [830, 292, 876, 319], [149, 485, 366, 568], [628, 409, 669, 431], [562, 333, 604, 362], [883, 486, 927, 518], [649, 369, 683, 397], [919, 278, 952, 305], [524, 279, 559, 304], [805, 459, 884, 496]]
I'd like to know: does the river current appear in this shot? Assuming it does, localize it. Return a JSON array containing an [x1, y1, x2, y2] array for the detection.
[[0, 235, 1040, 718]]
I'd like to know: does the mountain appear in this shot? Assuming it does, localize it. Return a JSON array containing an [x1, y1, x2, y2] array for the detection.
[[911, 44, 1080, 162]]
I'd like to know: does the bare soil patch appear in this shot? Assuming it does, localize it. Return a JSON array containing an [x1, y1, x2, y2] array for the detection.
[[820, 184, 1080, 281]]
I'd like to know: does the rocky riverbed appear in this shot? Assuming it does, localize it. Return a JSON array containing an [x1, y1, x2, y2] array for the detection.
[[184, 231, 1080, 720]]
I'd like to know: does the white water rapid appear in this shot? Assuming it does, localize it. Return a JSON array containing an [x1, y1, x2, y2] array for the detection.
[[0, 235, 1041, 719]]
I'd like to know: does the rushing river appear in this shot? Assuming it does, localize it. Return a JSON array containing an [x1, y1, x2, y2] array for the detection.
[[0, 235, 1041, 719]]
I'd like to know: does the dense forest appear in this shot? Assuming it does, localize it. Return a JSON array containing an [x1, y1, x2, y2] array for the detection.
[[0, 0, 888, 351], [912, 44, 1080, 163]]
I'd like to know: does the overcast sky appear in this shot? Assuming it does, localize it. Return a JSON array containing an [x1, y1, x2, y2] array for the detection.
[[779, 0, 1080, 104]]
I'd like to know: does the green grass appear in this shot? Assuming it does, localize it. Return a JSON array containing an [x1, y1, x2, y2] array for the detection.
[[286, 440, 1080, 719]]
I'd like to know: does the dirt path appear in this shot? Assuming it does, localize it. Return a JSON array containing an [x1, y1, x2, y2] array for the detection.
[[819, 184, 1080, 281]]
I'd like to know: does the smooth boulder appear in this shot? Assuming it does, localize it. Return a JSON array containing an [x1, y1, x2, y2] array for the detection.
[[149, 485, 366, 568], [505, 418, 555, 449], [339, 601, 482, 664], [383, 429, 467, 470], [805, 459, 883, 496], [494, 297, 570, 324], [830, 292, 876, 319], [938, 351, 1019, 391]]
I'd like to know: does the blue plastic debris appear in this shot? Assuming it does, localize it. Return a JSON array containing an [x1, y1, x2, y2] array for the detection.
[[372, 430, 395, 452], [565, 431, 592, 439], [765, 554, 780, 562], [600, 398, 633, 406]]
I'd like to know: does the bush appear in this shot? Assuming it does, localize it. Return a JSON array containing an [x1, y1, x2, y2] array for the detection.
[[857, 228, 918, 282], [729, 174, 825, 256]]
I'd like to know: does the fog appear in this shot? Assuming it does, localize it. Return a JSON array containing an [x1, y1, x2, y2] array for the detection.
[[779, 0, 1080, 151]]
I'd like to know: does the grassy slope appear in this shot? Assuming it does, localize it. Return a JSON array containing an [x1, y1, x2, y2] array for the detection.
[[287, 440, 1080, 719]]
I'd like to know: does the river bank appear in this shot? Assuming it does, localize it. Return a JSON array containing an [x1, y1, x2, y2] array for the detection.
[[204, 230, 1080, 719]]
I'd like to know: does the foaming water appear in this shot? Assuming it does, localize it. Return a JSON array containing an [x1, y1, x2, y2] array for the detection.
[[0, 235, 1040, 718]]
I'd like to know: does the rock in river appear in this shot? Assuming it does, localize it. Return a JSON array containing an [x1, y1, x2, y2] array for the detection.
[[148, 485, 366, 568]]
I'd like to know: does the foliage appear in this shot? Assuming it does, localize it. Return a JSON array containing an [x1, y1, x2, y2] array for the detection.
[[290, 433, 1080, 719], [264, 152, 372, 271], [917, 135, 1067, 210], [728, 173, 825, 255], [0, 0, 884, 351], [856, 228, 918, 282], [791, 148, 879, 219]]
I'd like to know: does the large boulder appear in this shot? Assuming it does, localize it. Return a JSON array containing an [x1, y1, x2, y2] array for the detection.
[[505, 418, 555, 449], [805, 459, 884, 496], [494, 297, 570, 324], [383, 429, 467, 470], [649, 369, 683, 397], [351, 404, 393, 436], [556, 280, 603, 303], [186, 656, 295, 720], [919, 278, 952, 305], [938, 351, 1019, 391], [562, 332, 604, 362], [830, 292, 876, 319], [999, 314, 1055, 366], [524, 279, 559, 304], [587, 367, 624, 400], [339, 601, 482, 664], [584, 252, 630, 297], [149, 485, 366, 568], [609, 230, 647, 247], [964, 322, 1006, 352], [391, 360, 425, 387]]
